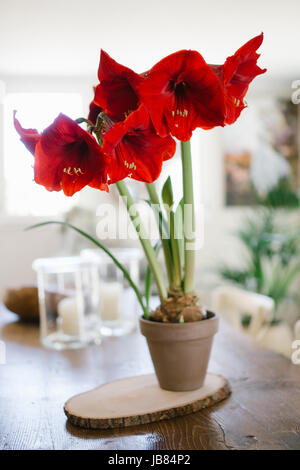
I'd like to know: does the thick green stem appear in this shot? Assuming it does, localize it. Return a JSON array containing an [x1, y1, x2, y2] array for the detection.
[[116, 181, 167, 301], [180, 140, 195, 293], [169, 210, 182, 289], [146, 183, 174, 287]]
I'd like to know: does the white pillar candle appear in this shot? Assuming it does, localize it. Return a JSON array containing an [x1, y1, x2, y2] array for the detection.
[[58, 297, 84, 336], [99, 282, 123, 321]]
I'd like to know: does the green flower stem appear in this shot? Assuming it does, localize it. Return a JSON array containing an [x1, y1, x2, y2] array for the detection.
[[180, 140, 195, 293], [146, 183, 174, 287], [169, 209, 182, 289], [116, 180, 167, 301]]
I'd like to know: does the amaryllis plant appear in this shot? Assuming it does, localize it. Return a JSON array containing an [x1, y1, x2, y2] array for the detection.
[[15, 33, 266, 322]]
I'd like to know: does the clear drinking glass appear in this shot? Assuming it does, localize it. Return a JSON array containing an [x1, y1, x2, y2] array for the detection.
[[32, 256, 102, 350], [81, 248, 143, 336]]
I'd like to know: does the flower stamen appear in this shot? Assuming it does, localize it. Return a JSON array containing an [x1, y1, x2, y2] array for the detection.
[[172, 109, 188, 117], [124, 160, 136, 170], [63, 167, 85, 176]]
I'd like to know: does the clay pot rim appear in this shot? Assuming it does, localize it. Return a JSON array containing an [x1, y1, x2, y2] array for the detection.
[[140, 311, 219, 344], [140, 311, 218, 328]]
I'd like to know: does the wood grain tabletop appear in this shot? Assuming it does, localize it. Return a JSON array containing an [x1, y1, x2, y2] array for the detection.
[[0, 304, 300, 450]]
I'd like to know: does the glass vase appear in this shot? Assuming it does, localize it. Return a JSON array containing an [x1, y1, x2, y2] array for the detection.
[[81, 248, 143, 336], [33, 256, 102, 350]]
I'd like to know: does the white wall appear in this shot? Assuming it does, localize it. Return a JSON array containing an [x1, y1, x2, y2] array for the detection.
[[0, 221, 63, 295], [1, 0, 300, 78], [1, 0, 300, 306]]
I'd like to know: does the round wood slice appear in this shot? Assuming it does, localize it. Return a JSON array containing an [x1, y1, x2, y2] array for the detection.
[[64, 373, 231, 429]]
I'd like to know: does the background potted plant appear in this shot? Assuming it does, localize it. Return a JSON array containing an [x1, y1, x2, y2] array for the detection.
[[219, 186, 300, 356], [14, 34, 266, 391]]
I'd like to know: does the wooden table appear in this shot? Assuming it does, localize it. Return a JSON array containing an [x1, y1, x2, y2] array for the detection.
[[1, 304, 300, 450]]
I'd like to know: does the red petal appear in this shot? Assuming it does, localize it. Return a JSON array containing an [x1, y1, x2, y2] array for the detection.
[[224, 33, 266, 95], [34, 114, 108, 196], [138, 50, 224, 140], [102, 105, 176, 183], [89, 181, 109, 192], [14, 111, 40, 154], [94, 50, 142, 121], [221, 33, 266, 124]]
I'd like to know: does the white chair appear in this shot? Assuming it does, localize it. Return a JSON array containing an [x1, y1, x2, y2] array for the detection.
[[295, 320, 300, 340], [211, 285, 274, 338]]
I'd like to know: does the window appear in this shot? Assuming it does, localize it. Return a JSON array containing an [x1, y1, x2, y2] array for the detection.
[[4, 92, 83, 216]]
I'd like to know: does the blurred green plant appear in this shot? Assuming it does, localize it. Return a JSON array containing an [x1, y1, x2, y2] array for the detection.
[[219, 207, 300, 324], [256, 178, 300, 209]]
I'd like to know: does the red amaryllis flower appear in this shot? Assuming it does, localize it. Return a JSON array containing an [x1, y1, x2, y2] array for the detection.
[[94, 50, 143, 122], [14, 112, 108, 196], [13, 115, 40, 154], [101, 105, 176, 184], [138, 50, 225, 141], [211, 33, 266, 124]]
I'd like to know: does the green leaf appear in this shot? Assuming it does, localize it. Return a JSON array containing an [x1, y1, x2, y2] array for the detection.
[[25, 221, 147, 317], [267, 263, 300, 306], [161, 178, 182, 289], [219, 267, 250, 286], [144, 198, 170, 240], [144, 183, 174, 287], [161, 176, 174, 209]]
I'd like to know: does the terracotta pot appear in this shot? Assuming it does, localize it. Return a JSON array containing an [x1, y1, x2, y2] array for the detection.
[[140, 312, 219, 391]]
